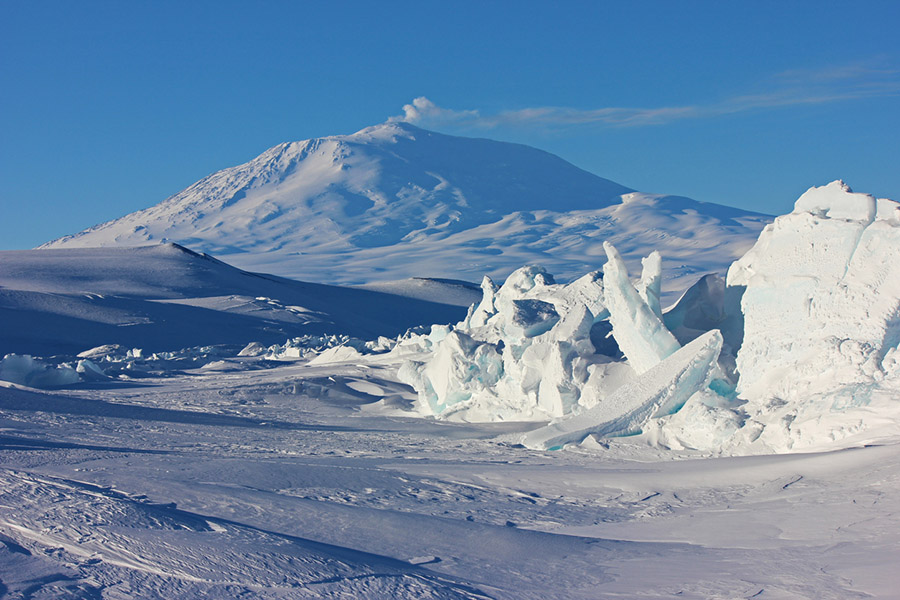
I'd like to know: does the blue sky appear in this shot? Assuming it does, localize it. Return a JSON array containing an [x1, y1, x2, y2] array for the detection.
[[2, 1, 898, 250]]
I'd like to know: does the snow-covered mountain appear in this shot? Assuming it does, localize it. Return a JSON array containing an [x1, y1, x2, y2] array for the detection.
[[43, 122, 771, 297]]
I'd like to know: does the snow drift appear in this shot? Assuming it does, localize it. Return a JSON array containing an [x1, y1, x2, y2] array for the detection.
[[400, 182, 900, 453]]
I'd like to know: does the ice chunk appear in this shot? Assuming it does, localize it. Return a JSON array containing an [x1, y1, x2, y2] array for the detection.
[[876, 197, 900, 222], [730, 182, 900, 403], [793, 180, 876, 222], [76, 359, 108, 381], [514, 307, 596, 416], [407, 330, 504, 415], [603, 242, 680, 374], [307, 345, 365, 365], [576, 359, 636, 410], [645, 388, 744, 451], [238, 341, 267, 357], [463, 276, 499, 328], [0, 354, 80, 388], [550, 270, 607, 322], [77, 344, 127, 359], [498, 265, 555, 296], [663, 274, 729, 346], [636, 251, 662, 319], [522, 329, 723, 450]]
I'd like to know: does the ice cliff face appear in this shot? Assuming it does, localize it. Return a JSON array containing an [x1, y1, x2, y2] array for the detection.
[[724, 181, 900, 449], [731, 181, 900, 398], [399, 181, 900, 453]]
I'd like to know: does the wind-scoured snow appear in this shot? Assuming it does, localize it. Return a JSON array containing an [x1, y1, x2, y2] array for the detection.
[[42, 122, 770, 298], [3, 368, 896, 599]]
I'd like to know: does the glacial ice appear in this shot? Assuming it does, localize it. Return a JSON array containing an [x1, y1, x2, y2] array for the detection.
[[400, 181, 900, 452], [0, 354, 80, 388], [398, 247, 714, 424], [730, 181, 900, 399], [522, 330, 724, 449], [398, 265, 610, 420], [724, 180, 900, 450], [602, 242, 680, 374]]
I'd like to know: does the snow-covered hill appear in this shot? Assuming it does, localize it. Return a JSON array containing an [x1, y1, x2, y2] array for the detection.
[[0, 244, 468, 357], [42, 122, 771, 297]]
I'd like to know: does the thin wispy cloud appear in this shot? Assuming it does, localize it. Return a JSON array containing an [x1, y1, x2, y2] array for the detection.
[[395, 63, 900, 131]]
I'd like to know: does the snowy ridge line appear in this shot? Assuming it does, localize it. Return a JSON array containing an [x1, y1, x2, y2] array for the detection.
[[0, 243, 469, 357]]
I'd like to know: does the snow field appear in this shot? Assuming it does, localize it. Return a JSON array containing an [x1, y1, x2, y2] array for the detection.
[[2, 360, 897, 598]]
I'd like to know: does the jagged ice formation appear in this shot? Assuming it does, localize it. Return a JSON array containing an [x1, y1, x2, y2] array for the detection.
[[399, 181, 900, 453]]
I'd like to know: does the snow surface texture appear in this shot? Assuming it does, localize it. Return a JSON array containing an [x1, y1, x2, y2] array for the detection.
[[42, 122, 771, 300], [401, 182, 900, 454], [3, 368, 897, 598]]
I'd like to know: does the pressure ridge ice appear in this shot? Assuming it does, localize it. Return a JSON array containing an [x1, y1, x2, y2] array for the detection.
[[399, 181, 900, 453]]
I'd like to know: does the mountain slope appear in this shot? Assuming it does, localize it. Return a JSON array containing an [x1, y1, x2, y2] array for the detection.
[[43, 122, 771, 296]]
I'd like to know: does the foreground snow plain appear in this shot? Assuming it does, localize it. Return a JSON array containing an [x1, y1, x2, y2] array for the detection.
[[2, 183, 900, 598], [2, 360, 898, 599]]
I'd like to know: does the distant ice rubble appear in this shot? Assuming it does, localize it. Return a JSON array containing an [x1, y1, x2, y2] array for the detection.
[[0, 334, 400, 388], [244, 334, 396, 360], [0, 354, 82, 388], [398, 181, 900, 453], [1, 344, 240, 385]]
